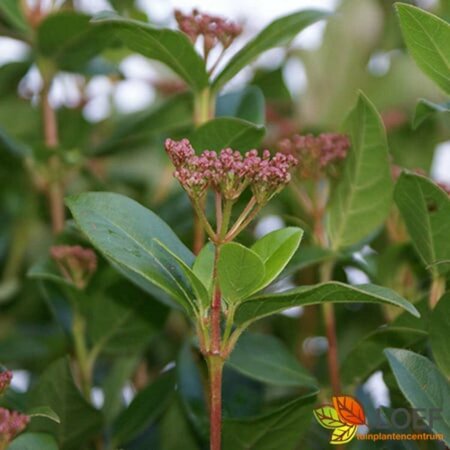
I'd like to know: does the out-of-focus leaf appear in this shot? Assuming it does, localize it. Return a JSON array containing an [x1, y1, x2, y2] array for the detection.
[[218, 242, 265, 304], [0, 0, 28, 32], [394, 172, 450, 276], [93, 92, 193, 155], [8, 433, 59, 450], [0, 127, 32, 158], [430, 292, 450, 378], [281, 245, 335, 278], [252, 67, 292, 102], [227, 332, 317, 389], [189, 117, 265, 152], [213, 9, 330, 90], [412, 99, 450, 129], [234, 282, 419, 327], [66, 192, 197, 315], [28, 406, 61, 423], [223, 393, 316, 450], [216, 86, 265, 125], [0, 61, 31, 98], [30, 358, 102, 450], [396, 3, 450, 94], [112, 370, 175, 446], [327, 92, 393, 250], [341, 326, 427, 385], [36, 12, 114, 71], [92, 12, 209, 91], [385, 348, 450, 447]]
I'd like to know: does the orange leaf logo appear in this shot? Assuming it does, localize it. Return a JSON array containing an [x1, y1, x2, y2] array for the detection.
[[332, 395, 366, 426], [314, 395, 365, 445]]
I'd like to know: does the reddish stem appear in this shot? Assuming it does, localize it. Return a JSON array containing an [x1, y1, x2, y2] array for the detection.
[[208, 355, 224, 450], [323, 303, 341, 395], [42, 81, 65, 234]]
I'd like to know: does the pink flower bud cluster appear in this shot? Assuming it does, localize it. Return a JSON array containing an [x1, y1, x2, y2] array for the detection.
[[50, 245, 97, 290], [175, 9, 242, 54], [278, 133, 350, 180], [0, 371, 12, 395], [165, 139, 297, 203], [0, 408, 29, 445]]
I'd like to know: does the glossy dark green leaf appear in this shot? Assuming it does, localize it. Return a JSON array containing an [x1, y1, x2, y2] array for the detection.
[[92, 12, 209, 91], [218, 243, 265, 304], [113, 370, 175, 445], [8, 433, 59, 450], [341, 326, 427, 385], [394, 172, 450, 276], [385, 348, 450, 446], [413, 99, 450, 129], [30, 358, 102, 450], [216, 86, 265, 125], [227, 332, 317, 388], [396, 3, 450, 94], [223, 393, 316, 450], [213, 9, 329, 90], [430, 292, 450, 378], [251, 227, 303, 289], [66, 192, 197, 315], [327, 92, 393, 250], [37, 12, 113, 71], [189, 117, 265, 152], [234, 282, 419, 327]]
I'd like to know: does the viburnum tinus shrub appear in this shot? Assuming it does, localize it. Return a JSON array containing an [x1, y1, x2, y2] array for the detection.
[[0, 1, 449, 450]]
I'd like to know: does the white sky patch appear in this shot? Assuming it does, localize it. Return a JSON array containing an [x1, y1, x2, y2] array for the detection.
[[0, 38, 30, 66], [113, 79, 156, 113], [431, 141, 450, 184], [254, 215, 285, 238], [344, 267, 370, 285], [303, 336, 328, 356], [363, 370, 390, 408], [11, 371, 30, 393]]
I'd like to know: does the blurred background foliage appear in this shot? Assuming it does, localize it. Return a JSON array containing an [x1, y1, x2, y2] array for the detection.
[[0, 0, 449, 449]]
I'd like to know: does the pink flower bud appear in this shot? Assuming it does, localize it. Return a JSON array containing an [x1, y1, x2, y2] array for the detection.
[[0, 408, 29, 445], [0, 371, 12, 395]]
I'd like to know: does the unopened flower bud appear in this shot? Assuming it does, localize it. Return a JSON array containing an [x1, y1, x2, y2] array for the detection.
[[0, 408, 29, 446], [0, 371, 12, 395]]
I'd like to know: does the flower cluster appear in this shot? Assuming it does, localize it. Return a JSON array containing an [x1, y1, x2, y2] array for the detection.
[[278, 133, 350, 180], [0, 408, 29, 447], [165, 139, 298, 203], [50, 245, 97, 290], [0, 371, 12, 395], [175, 9, 242, 57]]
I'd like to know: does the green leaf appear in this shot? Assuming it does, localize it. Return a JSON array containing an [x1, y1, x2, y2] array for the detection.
[[216, 86, 265, 125], [92, 12, 208, 91], [37, 12, 114, 71], [430, 292, 450, 378], [394, 172, 450, 276], [87, 279, 167, 355], [396, 3, 450, 94], [28, 406, 61, 424], [8, 433, 59, 450], [113, 370, 175, 445], [193, 243, 215, 294], [66, 192, 197, 315], [327, 92, 393, 250], [218, 243, 265, 304], [412, 99, 450, 129], [153, 239, 210, 311], [30, 358, 102, 450], [0, 0, 28, 32], [234, 282, 419, 327], [341, 326, 427, 385], [223, 393, 316, 450], [189, 117, 265, 152], [385, 348, 450, 446], [213, 9, 330, 91], [251, 227, 303, 290], [227, 332, 317, 388]]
